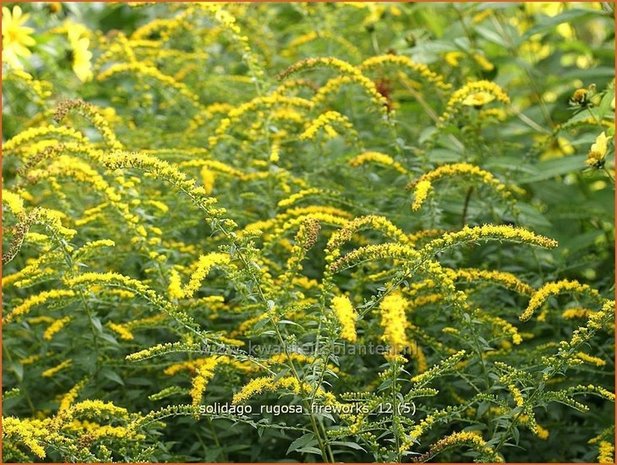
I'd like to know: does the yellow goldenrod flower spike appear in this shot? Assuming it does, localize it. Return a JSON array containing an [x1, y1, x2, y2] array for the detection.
[[285, 205, 353, 220], [279, 56, 363, 80], [312, 75, 390, 113], [300, 110, 357, 141], [190, 357, 221, 409], [508, 383, 525, 407], [240, 208, 349, 242], [4, 68, 53, 100], [462, 91, 495, 106], [98, 63, 202, 108], [379, 292, 410, 355], [208, 95, 313, 147], [520, 279, 601, 322], [329, 242, 421, 273], [449, 268, 534, 295], [2, 189, 26, 217], [282, 30, 361, 62], [2, 417, 47, 459], [401, 413, 437, 448], [43, 316, 72, 341], [58, 378, 88, 413], [27, 316, 55, 325], [265, 353, 340, 373], [359, 54, 451, 91], [3, 125, 87, 152], [168, 252, 232, 300], [282, 217, 321, 278], [69, 399, 129, 419], [473, 53, 494, 72], [444, 51, 464, 67], [348, 151, 407, 174], [27, 155, 146, 241], [410, 350, 467, 386], [409, 162, 513, 211], [407, 228, 445, 246], [425, 430, 504, 462], [65, 272, 203, 336], [6, 289, 77, 323], [131, 13, 190, 40], [562, 307, 594, 320], [277, 188, 328, 209], [4, 206, 77, 264], [107, 322, 134, 341], [331, 295, 357, 342], [54, 99, 123, 150], [534, 423, 550, 440], [280, 56, 389, 113], [3, 250, 62, 289], [326, 215, 410, 264], [272, 78, 319, 98], [42, 359, 73, 378], [575, 352, 606, 367], [101, 150, 234, 226], [199, 4, 264, 82], [412, 180, 432, 211], [478, 313, 523, 345], [179, 159, 245, 180], [440, 80, 510, 123], [126, 341, 203, 362], [423, 224, 558, 256], [598, 441, 615, 464], [186, 102, 234, 133], [232, 376, 279, 404], [232, 375, 334, 405]]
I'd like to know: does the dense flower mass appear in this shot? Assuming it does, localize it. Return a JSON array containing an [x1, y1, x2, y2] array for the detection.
[[2, 2, 614, 464], [331, 295, 358, 343]]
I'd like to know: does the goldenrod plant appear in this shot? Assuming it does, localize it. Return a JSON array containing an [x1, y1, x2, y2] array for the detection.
[[2, 2, 614, 463]]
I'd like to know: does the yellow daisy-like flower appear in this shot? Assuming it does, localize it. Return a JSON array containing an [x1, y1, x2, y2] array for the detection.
[[2, 6, 36, 69], [67, 23, 93, 82], [462, 91, 496, 107], [586, 131, 610, 168]]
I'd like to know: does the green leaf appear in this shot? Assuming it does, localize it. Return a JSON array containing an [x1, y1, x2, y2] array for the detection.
[[475, 25, 509, 47], [101, 368, 125, 386], [523, 9, 598, 39], [330, 441, 367, 451], [597, 88, 615, 120], [90, 316, 103, 333], [519, 155, 586, 183], [287, 433, 317, 454], [12, 363, 24, 383]]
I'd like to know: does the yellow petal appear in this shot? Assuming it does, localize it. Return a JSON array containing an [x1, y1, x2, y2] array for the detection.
[[462, 91, 495, 107]]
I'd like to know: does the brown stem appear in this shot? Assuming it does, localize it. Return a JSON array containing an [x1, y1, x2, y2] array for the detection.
[[461, 186, 474, 227]]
